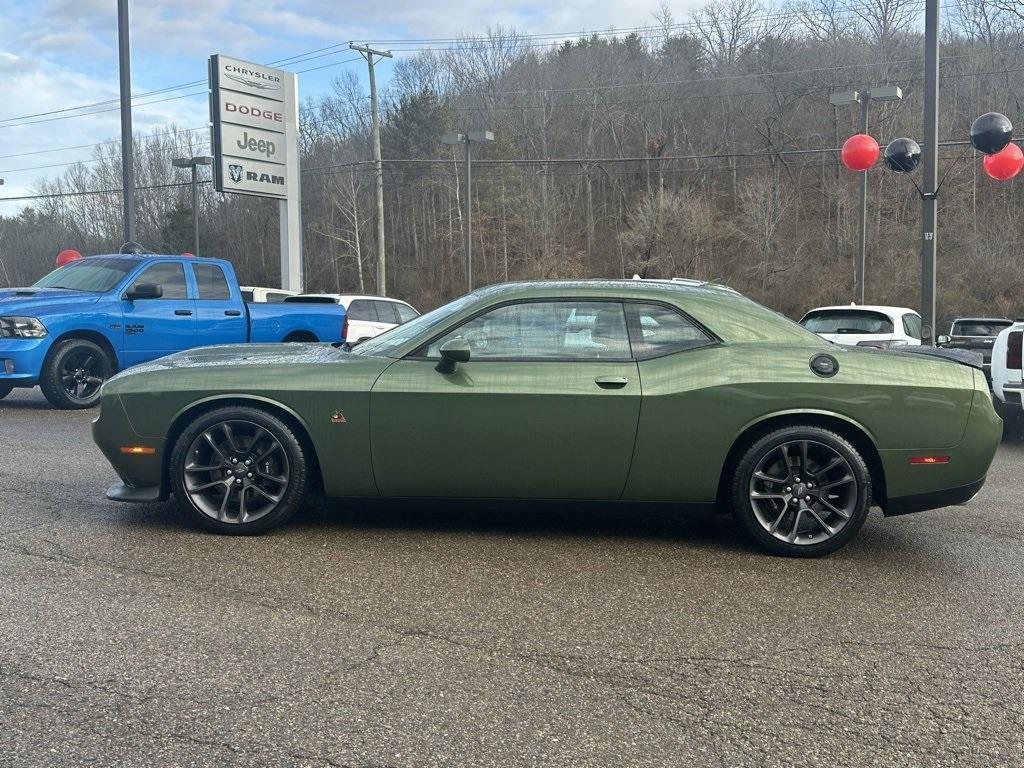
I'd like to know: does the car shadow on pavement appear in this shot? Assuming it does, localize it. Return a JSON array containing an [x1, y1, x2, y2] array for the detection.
[[291, 498, 762, 554]]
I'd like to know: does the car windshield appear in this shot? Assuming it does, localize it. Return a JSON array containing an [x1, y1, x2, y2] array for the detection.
[[952, 320, 1012, 336], [801, 310, 894, 335], [32, 258, 137, 293], [351, 292, 479, 357]]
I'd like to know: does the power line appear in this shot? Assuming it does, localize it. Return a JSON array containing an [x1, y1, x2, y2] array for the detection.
[[0, 126, 209, 162], [0, 48, 363, 127]]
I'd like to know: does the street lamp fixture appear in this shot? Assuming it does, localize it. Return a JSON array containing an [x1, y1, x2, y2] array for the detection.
[[171, 155, 214, 255], [831, 87, 903, 305], [442, 130, 495, 291]]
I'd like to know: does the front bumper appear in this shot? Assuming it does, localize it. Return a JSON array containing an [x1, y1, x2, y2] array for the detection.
[[884, 477, 986, 516], [0, 337, 50, 386], [92, 393, 168, 502]]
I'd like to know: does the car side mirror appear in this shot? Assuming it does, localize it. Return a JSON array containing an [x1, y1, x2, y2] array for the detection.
[[936, 335, 951, 346], [125, 283, 162, 301], [436, 338, 471, 374]]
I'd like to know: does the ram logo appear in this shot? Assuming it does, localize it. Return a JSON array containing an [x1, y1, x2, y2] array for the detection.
[[228, 164, 244, 183]]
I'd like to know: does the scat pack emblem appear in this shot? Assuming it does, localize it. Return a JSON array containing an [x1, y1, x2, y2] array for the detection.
[[330, 411, 346, 424]]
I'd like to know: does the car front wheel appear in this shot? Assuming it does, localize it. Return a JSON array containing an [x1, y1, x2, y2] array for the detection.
[[169, 406, 309, 535], [731, 426, 872, 557], [40, 338, 112, 409]]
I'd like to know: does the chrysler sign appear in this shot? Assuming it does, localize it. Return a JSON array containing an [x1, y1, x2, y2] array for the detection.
[[210, 54, 297, 199]]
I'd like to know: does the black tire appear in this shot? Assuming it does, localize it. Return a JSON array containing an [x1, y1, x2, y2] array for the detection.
[[169, 406, 309, 535], [0, 384, 12, 400], [39, 338, 112, 409], [731, 426, 872, 557]]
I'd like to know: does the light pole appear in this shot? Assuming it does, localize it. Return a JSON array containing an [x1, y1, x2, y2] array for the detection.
[[117, 0, 134, 245], [830, 86, 903, 304], [172, 156, 214, 255], [442, 130, 494, 292]]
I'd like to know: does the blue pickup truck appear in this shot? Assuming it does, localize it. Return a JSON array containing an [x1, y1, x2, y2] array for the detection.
[[0, 254, 345, 409]]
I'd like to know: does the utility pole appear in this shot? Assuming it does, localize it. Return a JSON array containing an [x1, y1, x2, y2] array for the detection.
[[172, 156, 213, 254], [117, 0, 135, 245], [920, 0, 940, 346], [442, 131, 495, 292], [351, 44, 392, 296], [831, 86, 903, 304]]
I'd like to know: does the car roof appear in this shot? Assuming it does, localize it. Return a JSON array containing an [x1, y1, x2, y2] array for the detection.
[[298, 293, 414, 305], [802, 304, 918, 317], [951, 317, 1012, 323], [87, 253, 227, 266]]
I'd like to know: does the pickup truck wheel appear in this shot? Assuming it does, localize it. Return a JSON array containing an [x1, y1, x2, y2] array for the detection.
[[169, 406, 309, 535], [39, 339, 111, 409], [0, 384, 12, 400], [731, 426, 871, 557]]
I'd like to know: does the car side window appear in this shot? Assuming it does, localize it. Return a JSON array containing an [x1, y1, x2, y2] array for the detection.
[[193, 264, 231, 300], [396, 304, 419, 323], [374, 301, 400, 324], [421, 301, 631, 360], [347, 300, 374, 321], [903, 313, 922, 339], [266, 292, 290, 303], [626, 303, 713, 359], [131, 262, 188, 300]]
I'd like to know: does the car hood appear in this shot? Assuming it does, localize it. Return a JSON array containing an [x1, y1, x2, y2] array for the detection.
[[0, 287, 102, 316], [127, 342, 359, 373]]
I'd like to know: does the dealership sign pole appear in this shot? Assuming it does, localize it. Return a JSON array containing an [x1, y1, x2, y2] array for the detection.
[[209, 55, 302, 292]]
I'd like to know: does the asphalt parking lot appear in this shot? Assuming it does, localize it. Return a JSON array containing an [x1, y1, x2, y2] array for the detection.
[[2, 387, 1023, 767]]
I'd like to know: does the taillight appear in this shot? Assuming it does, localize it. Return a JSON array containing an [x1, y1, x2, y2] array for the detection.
[[342, 315, 349, 341], [1008, 331, 1022, 370]]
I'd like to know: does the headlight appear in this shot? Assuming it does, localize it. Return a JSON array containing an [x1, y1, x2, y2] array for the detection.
[[0, 317, 48, 339]]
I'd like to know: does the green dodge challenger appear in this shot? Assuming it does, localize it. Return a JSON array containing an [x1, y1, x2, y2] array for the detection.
[[92, 279, 1002, 556]]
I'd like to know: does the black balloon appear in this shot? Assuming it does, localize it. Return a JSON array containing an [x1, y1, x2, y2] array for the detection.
[[884, 138, 922, 173], [970, 112, 1013, 155]]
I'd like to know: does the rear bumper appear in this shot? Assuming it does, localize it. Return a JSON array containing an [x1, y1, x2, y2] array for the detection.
[[884, 477, 985, 516]]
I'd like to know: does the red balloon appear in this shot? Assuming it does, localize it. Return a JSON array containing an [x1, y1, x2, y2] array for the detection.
[[841, 134, 880, 172], [983, 142, 1024, 181], [55, 249, 83, 268], [181, 252, 195, 257]]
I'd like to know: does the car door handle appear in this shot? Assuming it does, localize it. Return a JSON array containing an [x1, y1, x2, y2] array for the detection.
[[595, 376, 629, 389], [174, 309, 193, 316], [224, 310, 242, 316]]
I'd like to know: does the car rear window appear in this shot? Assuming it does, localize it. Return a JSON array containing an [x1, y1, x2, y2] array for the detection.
[[396, 304, 419, 323], [952, 320, 1012, 336], [801, 310, 894, 335], [374, 301, 400, 324], [626, 303, 713, 359], [193, 264, 231, 300]]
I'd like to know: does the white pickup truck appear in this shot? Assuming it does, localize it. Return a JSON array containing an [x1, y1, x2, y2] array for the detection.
[[990, 320, 1024, 418]]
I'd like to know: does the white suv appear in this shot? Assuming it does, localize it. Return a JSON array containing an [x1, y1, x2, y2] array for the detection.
[[799, 305, 922, 349], [990, 321, 1024, 416], [286, 294, 419, 343]]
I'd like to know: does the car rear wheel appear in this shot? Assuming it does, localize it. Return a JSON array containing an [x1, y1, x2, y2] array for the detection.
[[0, 384, 12, 400], [731, 426, 871, 557], [39, 338, 112, 409], [169, 406, 309, 535]]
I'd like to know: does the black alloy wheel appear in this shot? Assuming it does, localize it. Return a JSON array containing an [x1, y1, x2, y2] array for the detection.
[[39, 338, 112, 409], [169, 406, 309, 534], [732, 426, 872, 557]]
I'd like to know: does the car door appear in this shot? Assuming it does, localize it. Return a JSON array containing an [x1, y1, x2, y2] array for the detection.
[[372, 300, 400, 334], [192, 263, 247, 347], [370, 299, 641, 499], [121, 261, 196, 366]]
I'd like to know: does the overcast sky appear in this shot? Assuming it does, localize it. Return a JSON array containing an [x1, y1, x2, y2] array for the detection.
[[0, 0, 701, 216]]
